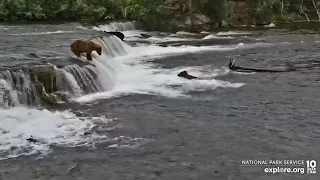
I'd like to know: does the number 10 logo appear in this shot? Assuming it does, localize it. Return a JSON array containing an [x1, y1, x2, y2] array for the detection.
[[306, 160, 316, 174]]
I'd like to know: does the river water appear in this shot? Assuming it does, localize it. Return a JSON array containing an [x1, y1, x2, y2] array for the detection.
[[0, 22, 319, 180]]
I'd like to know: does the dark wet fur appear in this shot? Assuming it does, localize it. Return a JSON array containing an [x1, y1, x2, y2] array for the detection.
[[177, 71, 198, 79], [104, 31, 125, 41], [26, 136, 38, 143]]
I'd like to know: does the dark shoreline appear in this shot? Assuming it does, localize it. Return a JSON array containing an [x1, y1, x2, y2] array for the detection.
[[1, 19, 319, 34], [0, 18, 136, 26], [0, 20, 320, 180]]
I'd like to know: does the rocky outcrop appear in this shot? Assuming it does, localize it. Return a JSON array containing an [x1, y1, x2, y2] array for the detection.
[[29, 66, 61, 104], [27, 62, 94, 104], [31, 66, 57, 93]]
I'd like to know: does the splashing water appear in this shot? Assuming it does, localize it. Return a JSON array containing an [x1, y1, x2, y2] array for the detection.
[[76, 37, 245, 103], [94, 21, 140, 32], [0, 23, 264, 160], [0, 106, 109, 160]]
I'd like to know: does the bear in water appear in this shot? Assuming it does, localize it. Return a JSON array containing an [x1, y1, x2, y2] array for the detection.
[[104, 31, 125, 41], [71, 40, 102, 61], [177, 71, 198, 80]]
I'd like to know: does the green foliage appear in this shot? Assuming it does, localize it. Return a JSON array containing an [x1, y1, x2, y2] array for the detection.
[[199, 0, 227, 22], [247, 0, 320, 24], [0, 0, 319, 30]]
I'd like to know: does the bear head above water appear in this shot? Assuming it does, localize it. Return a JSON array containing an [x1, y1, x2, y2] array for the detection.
[[177, 71, 198, 80]]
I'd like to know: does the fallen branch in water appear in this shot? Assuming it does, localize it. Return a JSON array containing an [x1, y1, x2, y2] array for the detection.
[[228, 59, 296, 73]]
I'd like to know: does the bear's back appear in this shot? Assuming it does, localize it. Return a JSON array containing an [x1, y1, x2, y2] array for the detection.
[[71, 40, 89, 52]]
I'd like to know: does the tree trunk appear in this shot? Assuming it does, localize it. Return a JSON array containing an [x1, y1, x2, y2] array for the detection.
[[280, 0, 284, 17], [312, 0, 320, 21], [300, 0, 310, 22], [188, 0, 193, 29]]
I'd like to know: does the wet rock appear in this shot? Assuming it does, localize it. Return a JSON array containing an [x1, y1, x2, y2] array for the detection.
[[83, 131, 92, 136], [31, 66, 57, 93], [54, 91, 70, 103], [34, 83, 59, 104], [26, 136, 38, 143], [30, 66, 71, 104]]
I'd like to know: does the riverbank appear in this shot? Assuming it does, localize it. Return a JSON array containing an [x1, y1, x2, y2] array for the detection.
[[0, 22, 319, 180], [1, 19, 319, 34]]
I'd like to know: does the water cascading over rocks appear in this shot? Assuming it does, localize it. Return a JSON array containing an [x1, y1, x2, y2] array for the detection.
[[0, 64, 102, 107], [95, 21, 141, 32], [0, 26, 132, 108], [0, 69, 40, 108]]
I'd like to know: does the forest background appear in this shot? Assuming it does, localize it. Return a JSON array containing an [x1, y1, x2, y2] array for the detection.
[[0, 0, 319, 31]]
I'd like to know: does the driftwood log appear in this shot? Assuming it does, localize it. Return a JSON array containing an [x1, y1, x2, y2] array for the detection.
[[228, 59, 295, 73]]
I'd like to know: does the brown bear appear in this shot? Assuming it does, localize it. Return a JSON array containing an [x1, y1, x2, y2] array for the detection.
[[177, 71, 198, 80], [70, 40, 102, 61]]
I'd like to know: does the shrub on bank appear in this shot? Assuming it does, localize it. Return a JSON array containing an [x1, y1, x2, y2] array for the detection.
[[0, 0, 319, 31]]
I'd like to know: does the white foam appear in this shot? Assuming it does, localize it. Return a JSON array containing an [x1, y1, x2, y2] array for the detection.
[[0, 79, 21, 107], [56, 68, 83, 97], [202, 34, 234, 40], [76, 26, 88, 30], [74, 26, 272, 103], [147, 36, 196, 43], [107, 136, 152, 148], [265, 23, 276, 28], [121, 30, 145, 38], [0, 106, 109, 160], [216, 31, 252, 36], [76, 44, 245, 103], [176, 31, 199, 36], [94, 21, 140, 32], [120, 44, 236, 62], [10, 30, 75, 36], [200, 31, 210, 34]]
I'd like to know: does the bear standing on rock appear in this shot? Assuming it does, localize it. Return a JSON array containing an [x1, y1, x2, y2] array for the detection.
[[71, 40, 102, 61]]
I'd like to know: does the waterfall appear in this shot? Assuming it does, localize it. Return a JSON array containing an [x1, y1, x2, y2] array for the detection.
[[0, 69, 40, 108], [61, 64, 103, 94], [0, 20, 147, 160], [0, 64, 103, 106], [94, 36, 131, 58], [95, 21, 140, 32], [0, 21, 137, 107], [0, 31, 135, 106]]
